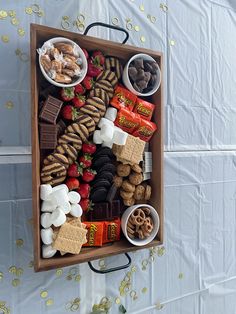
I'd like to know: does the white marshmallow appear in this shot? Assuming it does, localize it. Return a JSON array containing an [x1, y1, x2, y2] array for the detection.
[[41, 213, 52, 228], [51, 184, 69, 194], [40, 227, 54, 245], [50, 188, 69, 207], [68, 191, 81, 204], [98, 117, 113, 129], [42, 244, 57, 258], [41, 200, 57, 213], [112, 127, 128, 145], [70, 203, 83, 217], [59, 202, 71, 214], [40, 184, 53, 201], [100, 124, 114, 142], [93, 130, 103, 144], [102, 140, 113, 149], [105, 107, 117, 122], [51, 207, 66, 227]]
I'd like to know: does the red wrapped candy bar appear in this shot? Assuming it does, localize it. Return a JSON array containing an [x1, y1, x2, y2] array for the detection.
[[114, 108, 140, 134], [82, 222, 104, 247], [132, 119, 157, 142], [110, 85, 137, 111], [133, 98, 155, 121], [103, 219, 121, 244]]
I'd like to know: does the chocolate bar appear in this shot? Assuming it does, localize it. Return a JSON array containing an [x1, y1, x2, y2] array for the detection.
[[106, 183, 118, 203], [57, 119, 66, 136], [39, 95, 63, 124], [110, 200, 121, 218], [39, 123, 58, 149], [87, 200, 121, 221]]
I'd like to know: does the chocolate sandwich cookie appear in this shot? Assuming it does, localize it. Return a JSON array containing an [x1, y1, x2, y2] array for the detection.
[[106, 183, 118, 202], [93, 156, 112, 169], [94, 80, 114, 99], [94, 147, 114, 159], [97, 163, 116, 174], [65, 123, 89, 143], [85, 97, 106, 117], [75, 114, 96, 134], [95, 171, 114, 183], [58, 133, 82, 150], [80, 104, 101, 124], [41, 162, 67, 186], [43, 153, 69, 169], [56, 143, 78, 164], [89, 88, 110, 106], [104, 57, 123, 79], [90, 187, 108, 202], [91, 178, 111, 189], [97, 70, 118, 87]]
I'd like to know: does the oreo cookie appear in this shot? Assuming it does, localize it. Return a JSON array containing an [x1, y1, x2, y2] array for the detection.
[[97, 163, 116, 174], [93, 156, 112, 169], [96, 171, 114, 183], [92, 179, 111, 189], [90, 187, 108, 202], [94, 147, 114, 159]]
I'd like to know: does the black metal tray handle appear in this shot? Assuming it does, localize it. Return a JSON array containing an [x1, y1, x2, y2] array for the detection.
[[84, 22, 129, 44]]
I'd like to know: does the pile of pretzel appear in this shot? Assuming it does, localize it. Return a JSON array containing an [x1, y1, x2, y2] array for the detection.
[[127, 207, 154, 240]]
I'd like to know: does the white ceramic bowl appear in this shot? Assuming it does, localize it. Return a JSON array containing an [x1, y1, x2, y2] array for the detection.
[[38, 37, 88, 88], [122, 53, 161, 96], [121, 204, 160, 246]]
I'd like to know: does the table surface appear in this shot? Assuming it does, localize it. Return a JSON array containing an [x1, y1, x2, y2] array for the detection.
[[1, 0, 236, 313]]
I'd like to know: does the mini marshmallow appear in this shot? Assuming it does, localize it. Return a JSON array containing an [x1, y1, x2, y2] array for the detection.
[[41, 213, 52, 229], [70, 203, 83, 217], [41, 227, 54, 245], [100, 123, 114, 142], [102, 140, 113, 149], [112, 127, 128, 145], [105, 107, 117, 122], [42, 244, 57, 258], [51, 207, 66, 227], [93, 130, 103, 144], [50, 188, 69, 207], [40, 184, 53, 201], [51, 184, 69, 194], [41, 200, 57, 213], [68, 191, 81, 204], [98, 117, 113, 129]]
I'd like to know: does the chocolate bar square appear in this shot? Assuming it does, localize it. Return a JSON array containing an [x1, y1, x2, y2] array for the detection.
[[39, 95, 63, 124], [39, 123, 58, 150], [87, 202, 110, 221], [110, 200, 121, 218]]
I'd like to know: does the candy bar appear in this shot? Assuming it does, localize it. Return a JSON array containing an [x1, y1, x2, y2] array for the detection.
[[87, 202, 110, 221], [39, 123, 58, 149], [110, 85, 137, 111], [42, 244, 57, 258], [83, 222, 104, 247], [132, 119, 157, 142], [106, 183, 118, 203], [110, 200, 121, 218], [103, 219, 121, 244], [114, 108, 140, 134], [57, 119, 66, 136], [133, 98, 155, 121], [39, 95, 63, 124], [41, 227, 54, 245]]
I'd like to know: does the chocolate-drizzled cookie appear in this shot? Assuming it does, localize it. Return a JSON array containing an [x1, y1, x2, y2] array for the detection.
[[96, 70, 118, 87], [43, 153, 69, 169], [58, 133, 82, 150], [41, 162, 67, 186], [65, 123, 89, 142], [104, 57, 123, 79], [94, 80, 114, 99], [75, 114, 96, 134], [56, 143, 78, 164], [89, 88, 109, 106], [80, 104, 101, 124], [85, 97, 106, 116]]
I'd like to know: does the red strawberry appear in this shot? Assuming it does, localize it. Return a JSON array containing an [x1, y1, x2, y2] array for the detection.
[[72, 95, 86, 108], [81, 76, 94, 90], [79, 198, 93, 211], [87, 58, 103, 77], [82, 168, 96, 182], [60, 87, 75, 101], [77, 183, 90, 198], [68, 163, 83, 177], [82, 48, 89, 59], [79, 154, 92, 168], [92, 51, 105, 66], [74, 83, 86, 95], [82, 142, 97, 154], [61, 105, 78, 121], [65, 177, 80, 190]]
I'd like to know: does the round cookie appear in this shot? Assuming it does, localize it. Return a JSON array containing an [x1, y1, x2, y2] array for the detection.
[[131, 164, 142, 174], [104, 57, 123, 79], [41, 162, 67, 186], [56, 143, 78, 164], [95, 171, 114, 183], [89, 88, 110, 106], [86, 97, 106, 117], [123, 198, 135, 206], [90, 187, 108, 202], [96, 70, 118, 87], [65, 123, 89, 143], [43, 153, 69, 169], [94, 80, 114, 99], [134, 185, 145, 200], [92, 178, 111, 189], [117, 164, 131, 177], [58, 133, 82, 150], [94, 147, 114, 159], [129, 172, 143, 185], [97, 163, 116, 174], [93, 156, 112, 169], [120, 190, 134, 200], [122, 180, 135, 193], [144, 185, 152, 200], [79, 104, 101, 124], [75, 114, 96, 134], [113, 175, 123, 188]]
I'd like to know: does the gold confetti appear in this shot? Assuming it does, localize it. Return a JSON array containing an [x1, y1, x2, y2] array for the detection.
[[131, 266, 137, 272], [40, 291, 48, 298], [150, 16, 157, 23], [16, 268, 23, 277], [74, 21, 85, 32], [9, 266, 17, 274], [141, 259, 148, 270], [8, 10, 16, 17], [178, 272, 184, 279], [28, 261, 34, 268], [170, 40, 175, 46], [68, 267, 78, 276], [160, 3, 168, 12], [139, 4, 145, 11], [134, 25, 140, 32], [126, 18, 132, 23], [37, 10, 44, 17], [157, 246, 165, 256], [126, 22, 133, 31], [111, 17, 119, 26], [31, 4, 40, 13], [74, 274, 81, 282], [45, 298, 54, 306], [66, 275, 73, 281], [5, 101, 14, 109], [142, 287, 147, 293], [77, 14, 85, 23], [56, 269, 63, 276], [115, 297, 121, 304], [0, 10, 8, 19], [19, 52, 29, 62], [0, 272, 3, 281], [62, 15, 69, 21], [156, 302, 164, 310], [67, 297, 81, 311], [0, 301, 10, 314], [130, 290, 138, 300], [11, 17, 19, 26], [140, 36, 146, 43], [12, 278, 20, 287], [61, 20, 70, 30], [1, 36, 9, 43], [18, 28, 25, 36], [16, 239, 24, 247], [25, 7, 33, 15], [99, 259, 106, 269]]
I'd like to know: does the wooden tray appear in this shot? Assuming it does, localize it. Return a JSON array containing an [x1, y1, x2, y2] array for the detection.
[[30, 23, 164, 272]]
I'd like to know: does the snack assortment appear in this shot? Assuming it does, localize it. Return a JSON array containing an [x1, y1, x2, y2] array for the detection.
[[38, 43, 160, 258], [127, 207, 154, 240]]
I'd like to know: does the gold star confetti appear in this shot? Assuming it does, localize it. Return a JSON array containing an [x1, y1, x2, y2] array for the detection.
[[134, 25, 140, 32], [115, 297, 121, 304], [0, 272, 3, 281], [56, 269, 63, 276], [74, 274, 81, 282], [111, 17, 119, 26], [16, 268, 23, 277], [18, 28, 25, 36], [1, 36, 9, 43], [45, 298, 54, 306], [156, 302, 164, 310], [11, 17, 19, 26], [170, 40, 175, 46], [12, 278, 20, 287], [16, 239, 24, 247], [160, 3, 168, 12], [8, 10, 16, 17], [28, 261, 34, 268], [142, 287, 147, 293], [25, 7, 33, 14], [139, 4, 145, 11], [40, 291, 48, 298], [9, 266, 17, 274], [140, 36, 146, 43], [0, 10, 7, 19], [178, 272, 184, 279], [157, 246, 165, 256]]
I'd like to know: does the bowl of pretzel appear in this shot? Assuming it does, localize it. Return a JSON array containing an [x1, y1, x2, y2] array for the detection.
[[121, 204, 160, 246]]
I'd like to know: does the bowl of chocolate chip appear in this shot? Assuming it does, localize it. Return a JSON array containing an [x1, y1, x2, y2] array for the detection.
[[38, 37, 88, 88], [122, 53, 161, 96], [121, 204, 160, 246]]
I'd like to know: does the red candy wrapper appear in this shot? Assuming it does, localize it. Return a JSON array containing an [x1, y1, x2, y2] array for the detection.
[[132, 119, 157, 142], [82, 222, 104, 247], [114, 108, 140, 134], [103, 219, 121, 244], [133, 98, 155, 121], [110, 85, 137, 111]]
